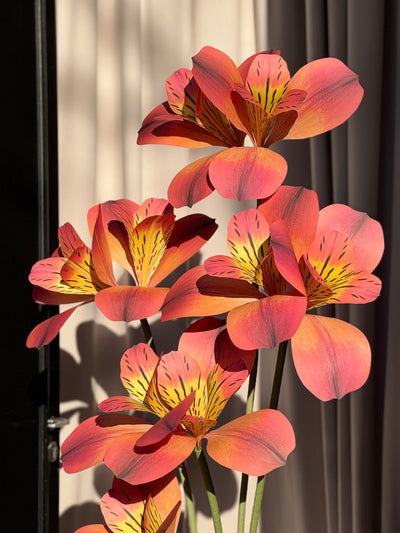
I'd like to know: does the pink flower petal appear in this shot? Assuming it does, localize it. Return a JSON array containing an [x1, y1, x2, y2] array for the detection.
[[161, 266, 261, 321], [167, 154, 215, 208], [317, 204, 384, 271], [285, 58, 364, 139], [238, 50, 280, 80], [177, 317, 226, 371], [291, 314, 371, 400], [26, 304, 83, 349], [120, 343, 159, 403], [269, 220, 305, 295], [138, 102, 215, 147], [32, 286, 93, 305], [58, 222, 85, 257], [99, 395, 149, 413], [135, 392, 196, 449], [61, 414, 151, 473], [206, 409, 295, 475], [151, 213, 218, 286], [258, 185, 319, 259], [104, 430, 196, 485], [305, 229, 382, 305], [209, 147, 287, 201], [95, 286, 169, 322], [91, 204, 117, 287], [192, 46, 245, 130], [227, 294, 307, 350]]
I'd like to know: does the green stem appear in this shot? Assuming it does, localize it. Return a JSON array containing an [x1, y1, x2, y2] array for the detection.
[[269, 340, 288, 410], [140, 318, 157, 353], [178, 462, 198, 533], [249, 340, 288, 533], [237, 350, 259, 533], [195, 445, 223, 533]]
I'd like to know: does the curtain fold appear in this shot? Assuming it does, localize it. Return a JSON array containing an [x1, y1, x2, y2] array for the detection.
[[56, 1, 399, 531]]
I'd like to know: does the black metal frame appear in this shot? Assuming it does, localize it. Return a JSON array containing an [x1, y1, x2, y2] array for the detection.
[[2, 1, 59, 531]]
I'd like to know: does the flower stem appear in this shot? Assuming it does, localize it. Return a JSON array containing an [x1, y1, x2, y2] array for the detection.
[[237, 350, 259, 533], [249, 340, 288, 533], [195, 445, 223, 533], [178, 462, 198, 533], [140, 318, 157, 353]]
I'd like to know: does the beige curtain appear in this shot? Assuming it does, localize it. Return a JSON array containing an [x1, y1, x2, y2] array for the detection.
[[57, 1, 267, 532]]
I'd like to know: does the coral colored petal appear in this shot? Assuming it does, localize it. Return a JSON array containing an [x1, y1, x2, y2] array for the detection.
[[138, 102, 215, 147], [101, 480, 149, 533], [192, 46, 245, 130], [120, 343, 159, 403], [29, 256, 68, 292], [285, 58, 364, 139], [317, 204, 384, 271], [204, 255, 248, 280], [87, 199, 139, 272], [305, 230, 381, 304], [26, 304, 82, 349], [227, 294, 307, 350], [178, 317, 226, 368], [127, 214, 175, 287], [95, 286, 169, 322], [291, 314, 371, 400], [258, 185, 319, 259], [334, 271, 382, 304], [227, 208, 270, 278], [101, 474, 181, 533], [205, 208, 269, 283], [133, 197, 173, 223], [156, 352, 210, 423], [150, 500, 181, 533], [143, 496, 164, 531], [206, 330, 255, 420], [153, 118, 231, 147], [263, 110, 298, 146], [99, 395, 150, 414], [209, 147, 287, 201], [206, 409, 295, 476], [91, 205, 117, 286], [136, 392, 196, 448], [151, 214, 218, 286], [104, 430, 196, 485], [32, 286, 93, 305], [87, 199, 140, 235], [269, 220, 305, 295], [61, 246, 108, 294], [244, 54, 292, 113], [167, 154, 215, 208], [165, 68, 198, 118], [161, 266, 261, 321], [238, 50, 280, 80], [61, 414, 151, 473], [58, 222, 85, 257]]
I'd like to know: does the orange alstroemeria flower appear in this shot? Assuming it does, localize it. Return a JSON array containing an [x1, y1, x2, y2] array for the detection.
[[162, 186, 383, 401], [61, 318, 295, 484], [75, 475, 181, 533], [138, 46, 363, 207], [27, 197, 217, 348]]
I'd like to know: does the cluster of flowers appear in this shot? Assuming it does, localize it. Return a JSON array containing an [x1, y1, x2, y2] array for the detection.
[[28, 47, 383, 532]]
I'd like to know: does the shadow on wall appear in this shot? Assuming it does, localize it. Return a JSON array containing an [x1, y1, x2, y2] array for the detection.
[[58, 309, 247, 532]]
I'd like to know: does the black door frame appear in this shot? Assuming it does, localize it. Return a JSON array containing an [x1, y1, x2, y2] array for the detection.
[[2, 1, 59, 531]]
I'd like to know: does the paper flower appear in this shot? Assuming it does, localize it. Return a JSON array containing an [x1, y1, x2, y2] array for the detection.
[[138, 46, 363, 206], [61, 318, 295, 483]]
